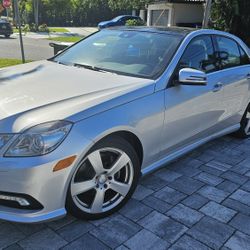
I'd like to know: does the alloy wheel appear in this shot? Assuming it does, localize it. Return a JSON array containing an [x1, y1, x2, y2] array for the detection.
[[70, 147, 134, 214], [245, 109, 250, 136]]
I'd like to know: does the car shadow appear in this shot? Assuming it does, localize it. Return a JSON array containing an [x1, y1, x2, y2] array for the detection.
[[0, 36, 16, 40]]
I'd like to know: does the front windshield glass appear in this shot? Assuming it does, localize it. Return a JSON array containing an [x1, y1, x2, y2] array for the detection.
[[53, 30, 182, 79], [112, 16, 123, 21]]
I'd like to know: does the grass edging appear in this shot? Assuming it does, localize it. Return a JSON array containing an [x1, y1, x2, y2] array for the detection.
[[48, 36, 83, 43], [0, 58, 31, 68]]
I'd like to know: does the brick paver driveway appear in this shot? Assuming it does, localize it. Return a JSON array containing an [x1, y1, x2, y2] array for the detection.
[[1, 136, 250, 250]]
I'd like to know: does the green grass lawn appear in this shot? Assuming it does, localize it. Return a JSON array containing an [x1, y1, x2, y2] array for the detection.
[[48, 27, 69, 33], [13, 27, 69, 33], [48, 36, 83, 43], [0, 58, 31, 68], [13, 28, 20, 33]]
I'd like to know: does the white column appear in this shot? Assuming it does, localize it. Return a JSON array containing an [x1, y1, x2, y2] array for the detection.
[[139, 9, 146, 22]]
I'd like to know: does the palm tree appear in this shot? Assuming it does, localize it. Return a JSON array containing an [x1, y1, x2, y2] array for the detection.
[[202, 0, 212, 28], [33, 0, 39, 30]]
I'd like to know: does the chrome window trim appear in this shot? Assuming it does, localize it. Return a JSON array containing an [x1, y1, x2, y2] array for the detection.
[[155, 29, 250, 91]]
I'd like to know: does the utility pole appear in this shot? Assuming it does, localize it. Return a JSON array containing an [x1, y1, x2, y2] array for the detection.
[[13, 0, 25, 63], [202, 0, 212, 28]]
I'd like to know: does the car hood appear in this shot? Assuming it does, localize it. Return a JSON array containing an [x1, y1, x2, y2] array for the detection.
[[98, 21, 112, 26], [0, 61, 154, 133]]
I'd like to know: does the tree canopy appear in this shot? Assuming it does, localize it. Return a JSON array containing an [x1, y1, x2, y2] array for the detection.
[[13, 0, 250, 45], [210, 0, 250, 45], [108, 0, 152, 10], [16, 0, 151, 26]]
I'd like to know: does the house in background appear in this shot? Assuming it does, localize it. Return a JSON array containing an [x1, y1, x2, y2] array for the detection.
[[147, 0, 205, 27]]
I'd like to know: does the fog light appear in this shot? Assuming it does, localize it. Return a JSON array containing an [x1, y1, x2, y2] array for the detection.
[[0, 195, 30, 206]]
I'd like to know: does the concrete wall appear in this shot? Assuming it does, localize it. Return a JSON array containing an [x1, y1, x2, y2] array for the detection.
[[147, 2, 204, 26], [173, 4, 204, 25]]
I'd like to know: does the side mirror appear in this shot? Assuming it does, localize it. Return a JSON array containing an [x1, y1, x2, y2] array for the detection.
[[179, 68, 207, 86]]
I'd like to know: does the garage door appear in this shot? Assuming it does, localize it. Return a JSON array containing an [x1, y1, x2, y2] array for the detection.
[[151, 9, 169, 26]]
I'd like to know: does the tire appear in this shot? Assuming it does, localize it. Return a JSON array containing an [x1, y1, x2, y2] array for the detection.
[[66, 136, 140, 220], [233, 103, 250, 138]]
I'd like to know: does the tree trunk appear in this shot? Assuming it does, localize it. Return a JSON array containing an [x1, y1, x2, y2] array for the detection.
[[34, 0, 39, 31], [202, 0, 212, 28]]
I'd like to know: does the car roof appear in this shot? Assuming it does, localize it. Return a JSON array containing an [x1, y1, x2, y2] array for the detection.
[[106, 26, 196, 37], [116, 15, 140, 18]]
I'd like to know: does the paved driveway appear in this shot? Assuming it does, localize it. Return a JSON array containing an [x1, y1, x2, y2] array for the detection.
[[0, 36, 53, 61], [0, 27, 97, 61], [1, 136, 250, 249], [63, 27, 98, 37]]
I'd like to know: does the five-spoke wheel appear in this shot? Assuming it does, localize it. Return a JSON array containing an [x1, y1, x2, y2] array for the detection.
[[234, 104, 250, 138], [66, 136, 140, 220], [244, 108, 250, 136]]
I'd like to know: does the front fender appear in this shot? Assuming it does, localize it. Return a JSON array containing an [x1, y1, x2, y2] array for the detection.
[[74, 90, 165, 170]]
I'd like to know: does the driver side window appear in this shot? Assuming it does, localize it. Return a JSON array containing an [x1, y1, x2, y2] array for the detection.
[[179, 35, 217, 73], [119, 17, 127, 25]]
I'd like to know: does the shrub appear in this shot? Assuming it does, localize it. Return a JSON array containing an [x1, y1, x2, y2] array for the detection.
[[29, 23, 37, 32], [210, 0, 250, 46], [22, 24, 30, 34], [38, 23, 49, 33], [126, 19, 145, 26]]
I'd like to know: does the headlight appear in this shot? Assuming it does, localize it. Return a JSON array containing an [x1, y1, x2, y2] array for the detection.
[[0, 134, 13, 150], [5, 121, 72, 157]]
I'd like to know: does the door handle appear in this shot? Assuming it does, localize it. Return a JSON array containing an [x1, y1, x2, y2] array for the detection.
[[246, 73, 250, 79], [213, 83, 223, 92]]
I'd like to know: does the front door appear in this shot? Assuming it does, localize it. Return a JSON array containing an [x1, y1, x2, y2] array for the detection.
[[161, 35, 225, 155]]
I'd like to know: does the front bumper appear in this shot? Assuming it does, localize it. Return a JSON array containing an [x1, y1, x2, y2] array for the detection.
[[0, 159, 69, 223], [0, 29, 13, 35], [0, 206, 66, 223], [0, 127, 94, 223]]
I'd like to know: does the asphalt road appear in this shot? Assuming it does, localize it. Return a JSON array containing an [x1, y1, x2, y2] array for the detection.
[[0, 35, 54, 61]]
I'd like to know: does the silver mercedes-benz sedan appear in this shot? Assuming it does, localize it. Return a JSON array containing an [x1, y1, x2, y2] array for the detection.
[[0, 27, 250, 223]]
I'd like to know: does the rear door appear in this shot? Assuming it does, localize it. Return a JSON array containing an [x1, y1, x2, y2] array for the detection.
[[214, 35, 250, 126]]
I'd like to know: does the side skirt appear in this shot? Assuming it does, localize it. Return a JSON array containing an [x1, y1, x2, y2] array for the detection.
[[141, 124, 240, 176]]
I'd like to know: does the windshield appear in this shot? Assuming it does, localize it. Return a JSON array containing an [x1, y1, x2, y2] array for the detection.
[[112, 16, 123, 21], [53, 30, 182, 79]]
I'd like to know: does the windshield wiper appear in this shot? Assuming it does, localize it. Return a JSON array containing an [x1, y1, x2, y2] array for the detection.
[[49, 59, 72, 66], [50, 60, 115, 74], [73, 63, 110, 73]]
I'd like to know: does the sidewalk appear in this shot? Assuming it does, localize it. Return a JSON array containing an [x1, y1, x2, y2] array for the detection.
[[13, 27, 98, 40], [64, 27, 98, 36]]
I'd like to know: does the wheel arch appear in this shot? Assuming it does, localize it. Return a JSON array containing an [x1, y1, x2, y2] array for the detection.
[[96, 130, 144, 168]]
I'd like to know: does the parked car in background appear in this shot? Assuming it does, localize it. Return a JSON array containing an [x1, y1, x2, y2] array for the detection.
[[0, 27, 250, 223], [98, 15, 143, 29], [0, 19, 13, 38]]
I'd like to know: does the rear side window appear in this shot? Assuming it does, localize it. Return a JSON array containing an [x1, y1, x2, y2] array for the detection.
[[239, 46, 250, 65], [216, 36, 241, 69], [179, 35, 217, 73]]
